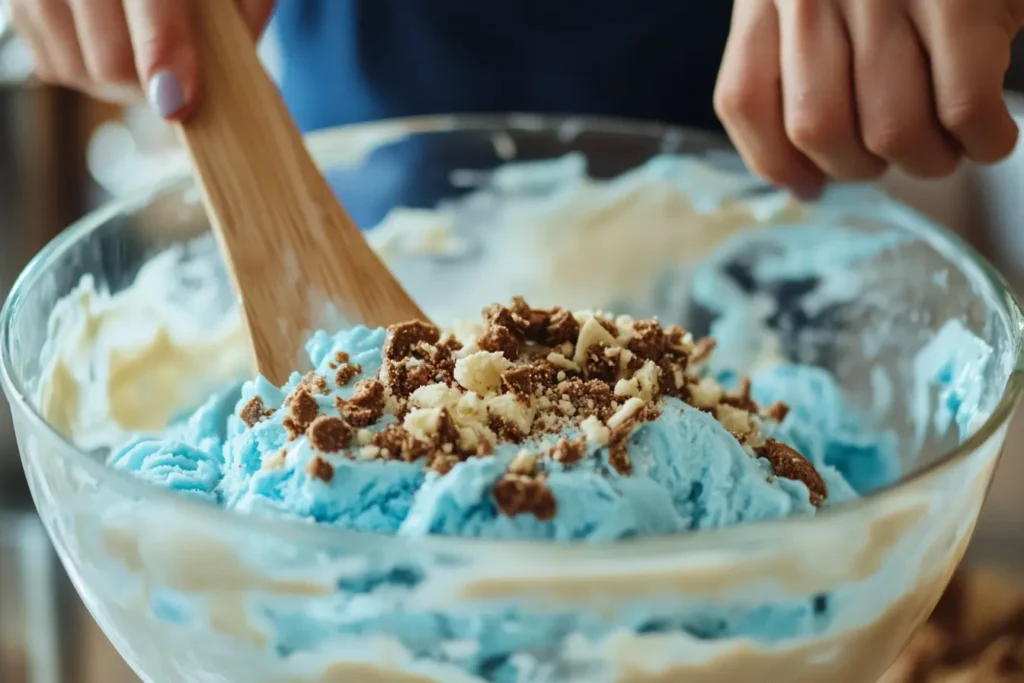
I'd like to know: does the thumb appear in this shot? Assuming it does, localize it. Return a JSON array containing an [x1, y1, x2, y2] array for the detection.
[[123, 0, 199, 121]]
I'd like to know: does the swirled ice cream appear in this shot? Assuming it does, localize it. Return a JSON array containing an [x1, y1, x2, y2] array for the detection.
[[30, 151, 1007, 683]]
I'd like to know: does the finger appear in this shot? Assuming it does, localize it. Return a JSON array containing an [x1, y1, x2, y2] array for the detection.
[[715, 0, 825, 197], [236, 0, 277, 40], [842, 1, 961, 178], [910, 0, 1019, 163], [122, 0, 199, 121], [13, 0, 89, 87], [66, 0, 135, 86], [776, 0, 887, 181]]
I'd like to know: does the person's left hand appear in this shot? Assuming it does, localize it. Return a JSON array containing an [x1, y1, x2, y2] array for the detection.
[[714, 0, 1023, 198]]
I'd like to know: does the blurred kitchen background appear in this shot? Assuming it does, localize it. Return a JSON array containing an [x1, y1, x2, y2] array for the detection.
[[1, 14, 1024, 683]]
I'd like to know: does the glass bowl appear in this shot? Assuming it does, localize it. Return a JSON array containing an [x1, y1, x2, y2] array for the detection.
[[2, 115, 1023, 683]]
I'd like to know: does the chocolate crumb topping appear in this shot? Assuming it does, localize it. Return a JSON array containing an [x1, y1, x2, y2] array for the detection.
[[334, 363, 362, 387], [297, 372, 329, 395], [721, 377, 760, 413], [306, 415, 352, 453], [483, 302, 529, 339], [544, 308, 580, 346], [550, 437, 585, 466], [284, 389, 320, 438], [306, 455, 334, 482], [765, 401, 791, 423], [607, 440, 633, 475], [493, 473, 557, 521], [477, 324, 521, 360], [384, 320, 441, 361], [583, 343, 618, 382], [501, 364, 549, 401], [240, 396, 273, 428], [690, 337, 716, 364], [296, 297, 825, 525], [628, 319, 666, 360], [755, 439, 827, 506]]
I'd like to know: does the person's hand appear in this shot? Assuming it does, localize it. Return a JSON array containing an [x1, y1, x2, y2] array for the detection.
[[11, 0, 276, 120], [715, 0, 1023, 198]]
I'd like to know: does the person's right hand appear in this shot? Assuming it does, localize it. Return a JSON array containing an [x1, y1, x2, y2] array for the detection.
[[11, 0, 276, 121]]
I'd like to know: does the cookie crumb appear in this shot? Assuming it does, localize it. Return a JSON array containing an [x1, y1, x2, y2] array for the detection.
[[306, 455, 335, 483], [493, 473, 557, 521], [240, 396, 273, 428], [550, 437, 585, 466], [307, 416, 352, 453], [335, 363, 363, 387], [284, 389, 320, 438], [755, 439, 827, 506]]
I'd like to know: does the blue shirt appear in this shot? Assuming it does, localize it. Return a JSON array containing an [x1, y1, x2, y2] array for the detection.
[[274, 1, 733, 133]]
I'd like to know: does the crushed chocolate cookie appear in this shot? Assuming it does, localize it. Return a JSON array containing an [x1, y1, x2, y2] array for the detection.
[[385, 358, 437, 399], [384, 320, 441, 361], [501, 364, 551, 401], [627, 319, 666, 361], [583, 343, 618, 382], [550, 437, 585, 466], [306, 415, 352, 453], [350, 379, 385, 410], [755, 439, 827, 506], [554, 378, 616, 422], [483, 302, 529, 339], [284, 389, 320, 438], [509, 296, 548, 339], [764, 401, 791, 423], [334, 363, 362, 387], [306, 455, 335, 483], [489, 414, 524, 443], [597, 317, 619, 338], [370, 424, 412, 462], [721, 378, 760, 413], [334, 351, 350, 365], [477, 324, 521, 360], [607, 441, 632, 475], [690, 337, 716, 364], [493, 473, 557, 521], [296, 372, 329, 395], [240, 396, 274, 428], [430, 454, 460, 476], [544, 307, 580, 346]]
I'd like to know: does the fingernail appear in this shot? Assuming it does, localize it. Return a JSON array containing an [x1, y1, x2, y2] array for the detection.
[[147, 70, 185, 120]]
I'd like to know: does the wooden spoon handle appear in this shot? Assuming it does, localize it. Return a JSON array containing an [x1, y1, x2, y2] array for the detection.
[[178, 0, 425, 385]]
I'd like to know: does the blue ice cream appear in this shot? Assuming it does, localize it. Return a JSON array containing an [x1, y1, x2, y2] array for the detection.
[[104, 298, 903, 682], [109, 301, 881, 541]]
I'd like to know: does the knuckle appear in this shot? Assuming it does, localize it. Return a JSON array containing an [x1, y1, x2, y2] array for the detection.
[[714, 73, 769, 123], [937, 96, 988, 135], [862, 120, 917, 159], [785, 110, 845, 151]]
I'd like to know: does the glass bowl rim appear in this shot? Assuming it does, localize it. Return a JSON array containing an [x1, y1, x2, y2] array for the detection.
[[2, 112, 1023, 561]]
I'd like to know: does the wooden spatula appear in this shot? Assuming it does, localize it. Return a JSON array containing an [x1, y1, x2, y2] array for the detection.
[[178, 0, 426, 386]]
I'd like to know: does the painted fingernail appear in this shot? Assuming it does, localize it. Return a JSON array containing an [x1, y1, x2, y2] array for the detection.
[[147, 70, 185, 120]]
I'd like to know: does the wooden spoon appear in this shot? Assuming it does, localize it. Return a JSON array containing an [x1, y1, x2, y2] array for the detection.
[[178, 0, 426, 385]]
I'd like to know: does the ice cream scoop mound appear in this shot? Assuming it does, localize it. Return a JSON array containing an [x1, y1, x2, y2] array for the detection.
[[108, 298, 886, 541]]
